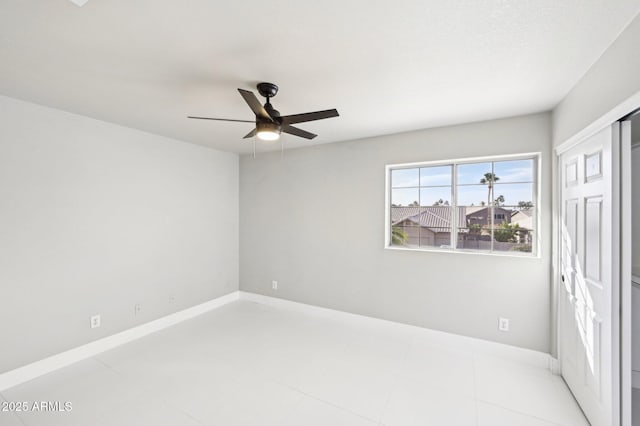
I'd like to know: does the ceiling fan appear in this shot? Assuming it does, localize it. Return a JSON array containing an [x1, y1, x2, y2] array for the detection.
[[188, 82, 339, 141]]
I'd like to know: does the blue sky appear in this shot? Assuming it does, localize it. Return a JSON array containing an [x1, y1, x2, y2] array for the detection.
[[391, 159, 534, 206]]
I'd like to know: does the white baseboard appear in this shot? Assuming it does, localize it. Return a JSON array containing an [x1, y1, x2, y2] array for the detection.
[[0, 290, 554, 391], [548, 357, 561, 375], [0, 291, 239, 392], [239, 291, 553, 370]]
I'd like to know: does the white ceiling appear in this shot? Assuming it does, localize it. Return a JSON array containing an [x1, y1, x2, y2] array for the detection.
[[1, 1, 640, 154]]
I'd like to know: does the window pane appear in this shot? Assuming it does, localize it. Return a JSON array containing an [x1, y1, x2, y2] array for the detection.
[[390, 224, 420, 247], [420, 206, 453, 248], [391, 188, 419, 207], [390, 205, 422, 225], [420, 187, 452, 206], [456, 227, 492, 251], [494, 159, 534, 183], [394, 207, 453, 249], [420, 226, 453, 248], [510, 206, 535, 230], [457, 185, 489, 206], [464, 206, 490, 227], [420, 165, 452, 186], [391, 168, 419, 188], [457, 162, 492, 185], [492, 183, 534, 206], [509, 206, 535, 254], [390, 206, 422, 247], [492, 222, 534, 253]]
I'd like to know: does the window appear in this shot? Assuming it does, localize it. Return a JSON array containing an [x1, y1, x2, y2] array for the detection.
[[387, 154, 538, 256]]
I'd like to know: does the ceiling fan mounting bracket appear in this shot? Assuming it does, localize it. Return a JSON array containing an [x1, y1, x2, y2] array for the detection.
[[257, 82, 279, 99]]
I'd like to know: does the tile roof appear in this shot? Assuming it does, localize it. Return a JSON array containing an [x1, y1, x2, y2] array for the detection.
[[391, 206, 467, 230]]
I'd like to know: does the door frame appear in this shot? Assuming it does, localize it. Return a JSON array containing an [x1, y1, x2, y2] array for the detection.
[[619, 118, 632, 426]]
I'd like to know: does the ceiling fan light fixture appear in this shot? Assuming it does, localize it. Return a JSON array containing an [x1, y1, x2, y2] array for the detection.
[[256, 122, 281, 141]]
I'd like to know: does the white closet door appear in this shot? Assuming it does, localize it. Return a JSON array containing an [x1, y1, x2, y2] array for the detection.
[[559, 124, 619, 426]]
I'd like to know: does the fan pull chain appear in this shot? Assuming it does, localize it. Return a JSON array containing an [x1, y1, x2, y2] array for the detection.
[[253, 139, 256, 159], [281, 137, 284, 159]]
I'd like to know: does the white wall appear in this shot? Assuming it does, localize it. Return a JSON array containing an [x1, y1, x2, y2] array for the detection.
[[0, 96, 239, 372], [553, 14, 640, 147], [240, 113, 552, 352]]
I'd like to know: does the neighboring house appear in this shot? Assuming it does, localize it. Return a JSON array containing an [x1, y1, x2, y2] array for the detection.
[[391, 205, 533, 248], [391, 206, 465, 247], [511, 209, 534, 245], [464, 206, 513, 227], [511, 209, 534, 229]]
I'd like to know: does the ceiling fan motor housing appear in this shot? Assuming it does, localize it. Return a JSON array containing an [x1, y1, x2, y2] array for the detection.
[[264, 103, 281, 120], [257, 82, 279, 99]]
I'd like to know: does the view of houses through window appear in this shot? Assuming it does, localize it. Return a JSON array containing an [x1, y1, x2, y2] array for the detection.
[[389, 155, 537, 255]]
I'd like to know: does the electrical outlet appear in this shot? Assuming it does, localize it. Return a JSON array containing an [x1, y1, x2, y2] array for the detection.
[[134, 304, 142, 315], [90, 314, 101, 329], [272, 280, 278, 290], [498, 317, 510, 332]]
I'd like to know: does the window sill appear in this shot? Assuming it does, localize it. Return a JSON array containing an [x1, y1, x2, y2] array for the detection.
[[383, 245, 541, 259]]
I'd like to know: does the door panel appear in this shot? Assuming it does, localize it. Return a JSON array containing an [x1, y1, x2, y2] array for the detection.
[[584, 197, 603, 283]]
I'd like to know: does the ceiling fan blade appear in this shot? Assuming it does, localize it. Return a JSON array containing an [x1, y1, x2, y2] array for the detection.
[[243, 128, 257, 139], [188, 116, 254, 123], [282, 124, 317, 140], [281, 109, 339, 125], [238, 89, 274, 122]]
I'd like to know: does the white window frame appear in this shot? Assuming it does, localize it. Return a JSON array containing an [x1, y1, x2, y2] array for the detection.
[[384, 152, 541, 257]]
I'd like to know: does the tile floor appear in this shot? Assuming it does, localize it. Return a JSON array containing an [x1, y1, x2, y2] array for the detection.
[[0, 300, 588, 426]]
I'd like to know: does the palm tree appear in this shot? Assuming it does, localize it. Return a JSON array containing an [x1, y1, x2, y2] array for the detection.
[[391, 226, 408, 245], [480, 172, 500, 207], [494, 195, 505, 206]]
